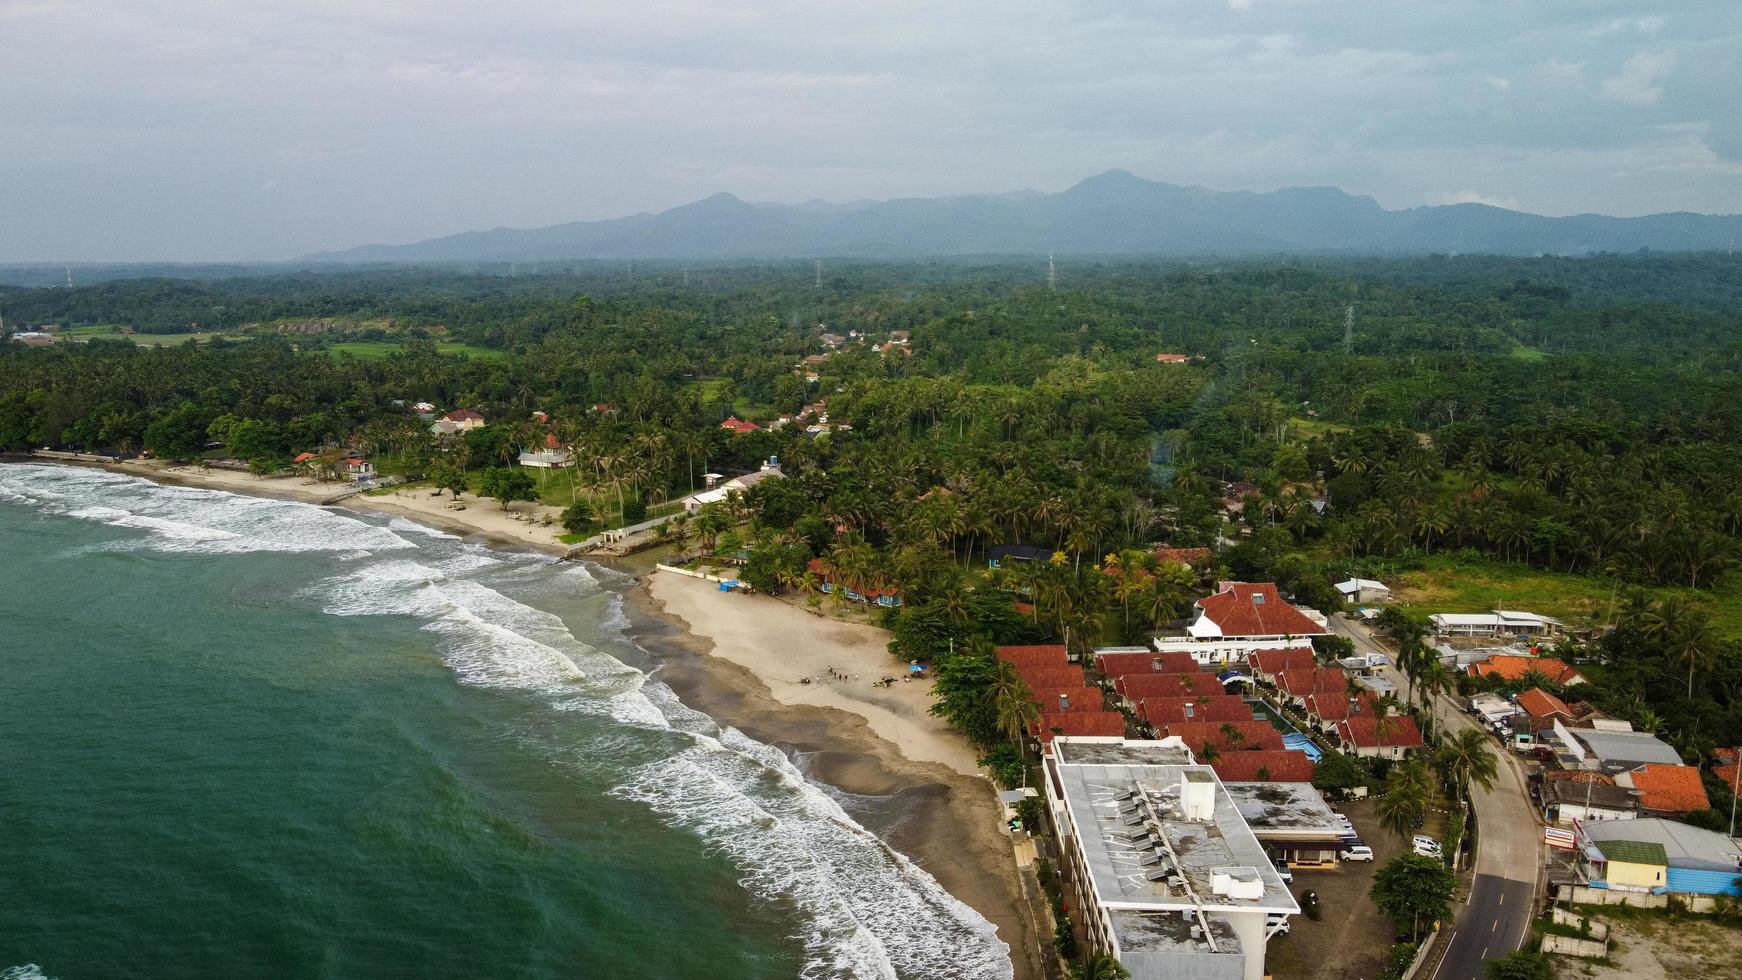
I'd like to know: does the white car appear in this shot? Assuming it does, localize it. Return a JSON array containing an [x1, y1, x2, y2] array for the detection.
[[1411, 835, 1443, 857], [1340, 844, 1375, 862], [1266, 914, 1290, 936]]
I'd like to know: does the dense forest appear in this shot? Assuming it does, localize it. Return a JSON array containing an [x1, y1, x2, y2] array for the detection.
[[6, 253, 1742, 782]]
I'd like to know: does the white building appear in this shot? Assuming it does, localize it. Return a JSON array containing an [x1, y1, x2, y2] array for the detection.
[[1153, 582, 1327, 667], [684, 458, 783, 513], [1430, 610, 1563, 638], [1043, 736, 1298, 980], [1334, 578, 1391, 603]]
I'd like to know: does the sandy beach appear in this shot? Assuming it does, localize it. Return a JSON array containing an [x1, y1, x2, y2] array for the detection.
[[637, 571, 1045, 980]]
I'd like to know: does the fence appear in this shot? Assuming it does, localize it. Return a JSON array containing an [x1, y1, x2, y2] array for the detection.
[[655, 563, 730, 583], [1556, 884, 1724, 913], [1541, 935, 1608, 959]]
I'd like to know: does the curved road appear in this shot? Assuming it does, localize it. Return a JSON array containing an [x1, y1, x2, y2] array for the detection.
[[1327, 616, 1543, 980]]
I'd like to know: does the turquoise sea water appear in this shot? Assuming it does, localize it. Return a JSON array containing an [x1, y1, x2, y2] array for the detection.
[[0, 464, 1008, 980]]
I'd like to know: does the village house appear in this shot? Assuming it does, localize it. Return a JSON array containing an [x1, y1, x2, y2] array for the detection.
[[719, 416, 761, 434], [1579, 819, 1742, 896], [1334, 715, 1425, 760], [1334, 578, 1391, 604], [1614, 763, 1710, 816], [1468, 654, 1585, 687], [1431, 610, 1563, 639], [429, 408, 485, 436], [1153, 582, 1327, 667], [518, 433, 572, 469], [1154, 352, 1191, 364], [987, 543, 1055, 570], [1516, 688, 1574, 733], [804, 558, 902, 608]]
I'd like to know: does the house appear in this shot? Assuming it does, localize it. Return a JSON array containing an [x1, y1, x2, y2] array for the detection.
[[1154, 352, 1191, 364], [1138, 696, 1254, 727], [1302, 691, 1379, 734], [341, 457, 376, 482], [997, 645, 1071, 671], [1030, 711, 1126, 744], [1221, 779, 1345, 867], [685, 460, 783, 512], [1334, 579, 1391, 603], [804, 558, 903, 608], [1275, 668, 1346, 706], [1092, 650, 1208, 679], [1113, 671, 1221, 706], [1041, 736, 1297, 980], [1016, 665, 1088, 692], [1033, 688, 1106, 714], [1469, 654, 1585, 687], [719, 416, 761, 434], [1247, 648, 1317, 685], [412, 401, 437, 419], [1516, 688, 1574, 732], [1212, 751, 1317, 784], [1431, 610, 1564, 639], [1580, 818, 1742, 896], [1335, 715, 1425, 759], [429, 408, 485, 436], [987, 543, 1054, 569], [1153, 582, 1328, 667], [1713, 748, 1742, 798], [518, 432, 572, 469], [1220, 481, 1262, 513], [1592, 839, 1669, 891], [1158, 721, 1284, 755], [1552, 721, 1682, 774], [1540, 776, 1640, 825], [1615, 764, 1710, 816]]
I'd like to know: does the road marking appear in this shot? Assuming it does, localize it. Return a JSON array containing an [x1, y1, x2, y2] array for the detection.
[[1481, 946, 1488, 958], [1497, 893, 1504, 906], [1491, 919, 1498, 932]]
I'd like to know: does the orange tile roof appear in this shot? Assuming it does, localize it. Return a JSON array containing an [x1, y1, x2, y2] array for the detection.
[[996, 645, 1070, 670], [1161, 721, 1284, 753], [1304, 690, 1378, 724], [1277, 667, 1347, 699], [1017, 665, 1087, 691], [1712, 764, 1741, 792], [1516, 688, 1572, 722], [1196, 583, 1327, 638], [1115, 672, 1220, 700], [1093, 651, 1207, 678], [1138, 696, 1253, 726], [1210, 750, 1316, 782], [1470, 655, 1582, 685], [1030, 687, 1103, 713], [1248, 648, 1317, 677], [1337, 715, 1425, 749], [1625, 764, 1709, 813], [1153, 547, 1213, 567]]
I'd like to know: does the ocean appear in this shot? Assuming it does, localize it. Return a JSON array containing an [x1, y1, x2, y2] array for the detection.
[[0, 464, 1009, 980]]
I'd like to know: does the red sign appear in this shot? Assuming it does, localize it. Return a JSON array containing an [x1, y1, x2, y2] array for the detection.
[[1544, 828, 1577, 850]]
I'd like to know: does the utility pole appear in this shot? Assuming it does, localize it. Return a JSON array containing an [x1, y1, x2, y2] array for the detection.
[[1343, 306, 1355, 355], [1047, 253, 1058, 292]]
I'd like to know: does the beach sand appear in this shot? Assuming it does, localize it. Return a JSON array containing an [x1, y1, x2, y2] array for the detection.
[[637, 571, 1046, 980]]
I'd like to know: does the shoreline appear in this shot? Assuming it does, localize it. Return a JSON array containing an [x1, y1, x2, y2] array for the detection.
[[7, 454, 1044, 980], [633, 573, 1044, 980]]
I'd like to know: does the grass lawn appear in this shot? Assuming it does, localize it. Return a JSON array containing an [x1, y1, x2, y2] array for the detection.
[[1386, 553, 1742, 638], [1287, 416, 1353, 441], [62, 327, 242, 346], [1507, 340, 1548, 362], [326, 341, 506, 360]]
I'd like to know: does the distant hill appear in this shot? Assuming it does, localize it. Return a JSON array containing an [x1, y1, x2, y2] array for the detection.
[[306, 170, 1742, 262]]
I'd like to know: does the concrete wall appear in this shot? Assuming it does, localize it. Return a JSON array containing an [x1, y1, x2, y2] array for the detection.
[[655, 563, 729, 583], [1557, 884, 1725, 912], [1541, 935, 1608, 959], [1604, 858, 1667, 890]]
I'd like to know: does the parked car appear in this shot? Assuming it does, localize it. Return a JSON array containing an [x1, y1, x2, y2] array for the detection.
[[1272, 860, 1293, 884], [1340, 844, 1375, 862], [1266, 914, 1290, 936], [1411, 835, 1443, 858]]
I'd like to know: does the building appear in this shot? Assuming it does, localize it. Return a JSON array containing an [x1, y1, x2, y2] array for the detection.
[[1275, 668, 1346, 706], [1516, 688, 1574, 732], [1302, 691, 1379, 735], [804, 558, 902, 608], [1469, 654, 1585, 687], [1334, 579, 1391, 603], [988, 543, 1055, 569], [341, 457, 376, 482], [684, 459, 783, 513], [1095, 650, 1211, 679], [1335, 715, 1425, 760], [1042, 737, 1298, 980], [1221, 780, 1344, 866], [1154, 582, 1327, 667], [1552, 721, 1682, 774], [1155, 352, 1192, 364], [1579, 818, 1742, 896], [1615, 764, 1710, 816], [1032, 712, 1128, 745], [998, 645, 1071, 670], [1114, 672, 1224, 707], [518, 433, 572, 469], [1159, 722, 1284, 755], [1430, 610, 1563, 639], [1139, 696, 1254, 727], [1539, 776, 1640, 825], [719, 416, 761, 434], [429, 408, 485, 436], [1153, 547, 1214, 569], [1246, 648, 1317, 685]]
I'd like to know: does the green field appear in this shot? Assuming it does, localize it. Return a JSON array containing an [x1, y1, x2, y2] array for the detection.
[[326, 341, 506, 360], [1385, 553, 1742, 637], [60, 326, 240, 346], [1508, 340, 1548, 362]]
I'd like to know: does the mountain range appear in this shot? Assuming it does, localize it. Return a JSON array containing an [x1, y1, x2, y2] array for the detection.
[[307, 170, 1742, 262]]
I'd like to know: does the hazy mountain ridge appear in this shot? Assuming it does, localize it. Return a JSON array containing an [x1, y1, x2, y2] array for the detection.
[[308, 170, 1742, 262]]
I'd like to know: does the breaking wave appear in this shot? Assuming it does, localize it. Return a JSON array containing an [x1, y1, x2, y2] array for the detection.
[[1, 967, 55, 980], [0, 462, 1012, 980]]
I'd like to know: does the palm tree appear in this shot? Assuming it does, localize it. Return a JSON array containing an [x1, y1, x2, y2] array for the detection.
[[1643, 597, 1717, 697], [1377, 759, 1429, 842], [1434, 727, 1498, 811], [1073, 953, 1131, 980]]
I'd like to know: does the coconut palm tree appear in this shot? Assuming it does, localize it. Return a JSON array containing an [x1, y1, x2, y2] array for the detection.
[[1434, 727, 1498, 811], [1377, 759, 1429, 843], [991, 662, 1039, 746], [1074, 952, 1131, 980]]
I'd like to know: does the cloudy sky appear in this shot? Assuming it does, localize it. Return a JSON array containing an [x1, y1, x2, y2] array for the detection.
[[3, 1, 1739, 261]]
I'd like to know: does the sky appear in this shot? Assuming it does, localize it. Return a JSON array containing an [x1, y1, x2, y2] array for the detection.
[[3, 1, 1739, 262]]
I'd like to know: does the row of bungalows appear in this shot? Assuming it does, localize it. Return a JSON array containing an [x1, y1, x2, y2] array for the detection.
[[1157, 721, 1284, 756], [1248, 641, 1428, 759], [995, 645, 1126, 747], [1275, 667, 1348, 707], [804, 558, 902, 608]]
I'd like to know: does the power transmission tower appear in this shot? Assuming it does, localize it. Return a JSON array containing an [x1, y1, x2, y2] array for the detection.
[[1343, 306, 1355, 355], [682, 267, 690, 287], [65, 267, 74, 288], [815, 259, 822, 289], [1047, 253, 1057, 291]]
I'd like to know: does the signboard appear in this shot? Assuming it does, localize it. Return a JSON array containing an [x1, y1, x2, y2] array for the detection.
[[1544, 827, 1577, 850]]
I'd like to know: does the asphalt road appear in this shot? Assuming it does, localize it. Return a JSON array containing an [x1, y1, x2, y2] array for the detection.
[[1325, 616, 1543, 980]]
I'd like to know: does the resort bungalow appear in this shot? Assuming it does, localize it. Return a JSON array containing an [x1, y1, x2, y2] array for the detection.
[[1091, 650, 1208, 679], [1275, 668, 1347, 707], [803, 558, 902, 608], [1034, 688, 1106, 714], [1431, 610, 1563, 639], [1335, 715, 1425, 760], [1302, 691, 1379, 735], [997, 645, 1071, 671], [1113, 671, 1221, 708], [1029, 711, 1126, 746], [1157, 721, 1284, 755], [1212, 751, 1317, 785], [1137, 696, 1253, 727], [341, 457, 376, 483], [1153, 582, 1327, 667], [1580, 819, 1742, 896], [1247, 648, 1317, 686]]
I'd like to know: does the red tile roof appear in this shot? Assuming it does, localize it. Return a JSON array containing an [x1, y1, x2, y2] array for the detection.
[[1625, 764, 1709, 813], [1470, 656, 1583, 685], [1161, 721, 1284, 754], [1277, 668, 1347, 700], [1516, 688, 1572, 723], [442, 409, 484, 422], [1712, 764, 1741, 793], [720, 416, 761, 434], [1139, 696, 1254, 726], [1031, 687, 1103, 713], [1196, 583, 1326, 638], [1017, 665, 1087, 691], [1304, 691, 1378, 724], [1032, 711, 1126, 743], [996, 645, 1070, 670], [1248, 648, 1317, 677], [1093, 651, 1206, 678], [293, 452, 317, 463], [1210, 750, 1316, 782], [1336, 715, 1425, 749], [1155, 352, 1191, 363], [1115, 672, 1220, 701]]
